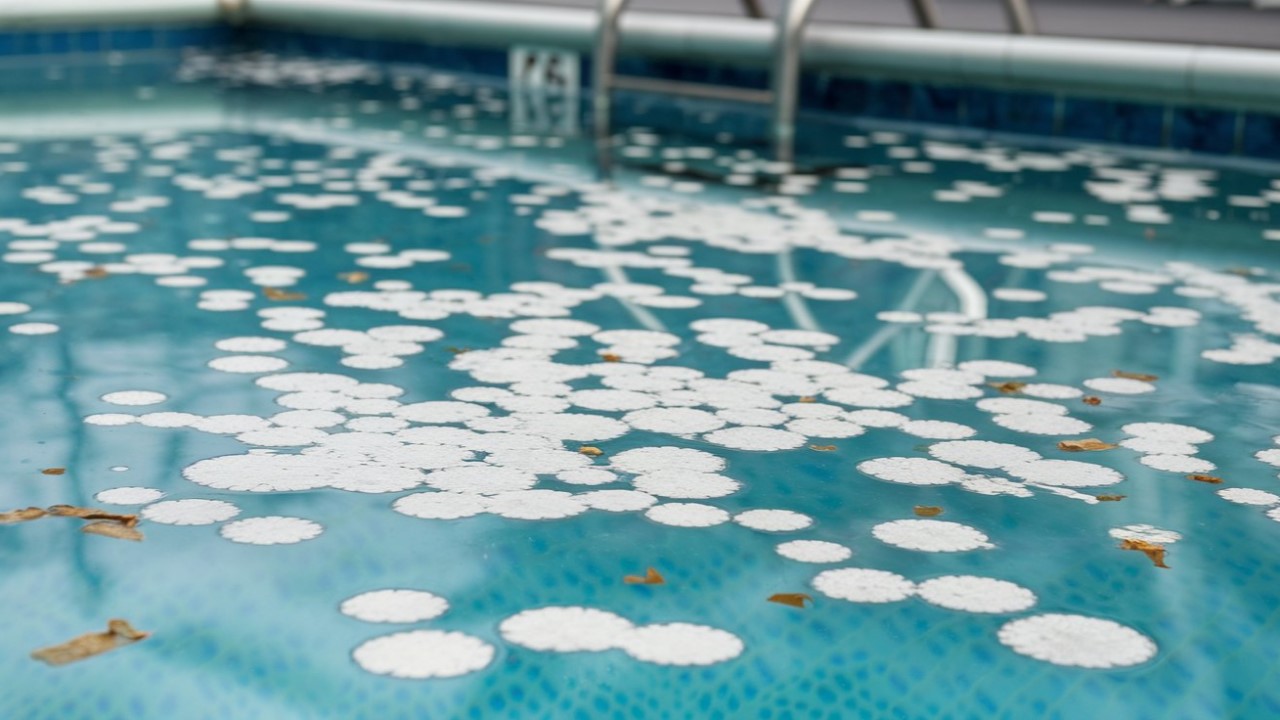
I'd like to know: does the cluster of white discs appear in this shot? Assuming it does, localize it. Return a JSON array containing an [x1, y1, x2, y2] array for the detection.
[[23, 89, 1277, 687]]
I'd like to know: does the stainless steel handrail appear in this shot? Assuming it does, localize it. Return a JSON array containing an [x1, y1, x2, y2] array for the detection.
[[907, 0, 940, 28], [771, 0, 818, 164], [1002, 0, 1037, 34], [594, 0, 817, 164], [591, 0, 626, 143], [909, 0, 1033, 33]]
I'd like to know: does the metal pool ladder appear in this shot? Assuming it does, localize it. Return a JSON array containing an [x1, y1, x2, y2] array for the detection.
[[592, 0, 819, 165]]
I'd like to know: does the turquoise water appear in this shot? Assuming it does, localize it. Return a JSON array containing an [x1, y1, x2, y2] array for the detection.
[[2, 51, 1280, 719]]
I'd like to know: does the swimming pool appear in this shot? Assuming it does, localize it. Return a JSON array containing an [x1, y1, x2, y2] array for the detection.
[[2, 45, 1280, 719]]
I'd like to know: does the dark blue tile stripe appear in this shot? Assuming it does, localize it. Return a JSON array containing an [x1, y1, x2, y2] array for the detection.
[[0, 25, 227, 55]]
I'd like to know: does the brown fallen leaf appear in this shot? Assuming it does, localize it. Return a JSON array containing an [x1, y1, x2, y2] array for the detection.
[[445, 347, 470, 355], [988, 381, 1027, 394], [623, 567, 665, 585], [578, 446, 604, 457], [83, 266, 110, 279], [797, 396, 816, 403], [31, 619, 149, 666], [1113, 370, 1158, 383], [767, 593, 813, 609], [601, 353, 622, 363], [263, 287, 306, 301], [1095, 494, 1126, 502], [0, 507, 47, 524], [338, 271, 369, 284], [808, 444, 836, 452], [41, 467, 66, 476], [913, 505, 944, 517], [82, 520, 143, 542], [47, 505, 139, 528], [1082, 396, 1102, 406], [1057, 438, 1117, 452], [1187, 473, 1223, 484], [1119, 539, 1169, 569]]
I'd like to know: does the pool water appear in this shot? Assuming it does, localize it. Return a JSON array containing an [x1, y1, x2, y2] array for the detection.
[[2, 50, 1280, 719]]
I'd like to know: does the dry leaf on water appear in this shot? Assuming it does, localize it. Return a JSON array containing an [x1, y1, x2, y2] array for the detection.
[[1057, 438, 1117, 452], [1082, 396, 1102, 406], [913, 505, 944, 517], [767, 593, 813, 609], [1119, 539, 1169, 569], [41, 468, 66, 476], [82, 520, 144, 542], [338, 271, 369, 284], [83, 267, 110, 279], [988, 381, 1027, 394], [623, 567, 665, 585], [578, 446, 604, 457], [600, 353, 622, 363], [1112, 370, 1158, 382], [31, 619, 149, 666], [0, 507, 47, 524], [1095, 494, 1126, 502], [1187, 474, 1223, 484], [263, 287, 306, 301], [446, 347, 470, 355], [808, 444, 836, 452], [797, 396, 816, 403], [47, 505, 140, 528]]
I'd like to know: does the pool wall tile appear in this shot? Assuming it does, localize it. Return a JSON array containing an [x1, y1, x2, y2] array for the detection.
[[864, 79, 914, 120], [993, 90, 1057, 135], [1060, 98, 1115, 142], [0, 25, 224, 57], [1170, 108, 1239, 155], [910, 84, 962, 125], [1242, 113, 1280, 160], [1113, 102, 1169, 147]]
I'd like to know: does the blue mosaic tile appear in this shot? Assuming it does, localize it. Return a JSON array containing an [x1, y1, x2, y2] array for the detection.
[[109, 27, 155, 52], [1112, 101, 1167, 147], [1060, 97, 1115, 142], [911, 84, 962, 125], [959, 87, 1000, 129], [75, 29, 104, 53], [47, 31, 72, 54], [615, 57, 768, 91], [992, 90, 1056, 135], [804, 74, 870, 116], [1242, 113, 1280, 160], [1170, 107, 1239, 155], [864, 79, 913, 120], [17, 31, 42, 56], [162, 26, 223, 50]]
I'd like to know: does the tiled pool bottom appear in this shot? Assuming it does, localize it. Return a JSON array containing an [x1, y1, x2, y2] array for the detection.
[[3, 53, 1280, 720]]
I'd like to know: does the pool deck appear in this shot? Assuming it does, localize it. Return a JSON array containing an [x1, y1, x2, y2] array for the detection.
[[504, 0, 1280, 51]]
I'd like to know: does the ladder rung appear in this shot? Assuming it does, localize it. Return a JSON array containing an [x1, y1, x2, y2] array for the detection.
[[611, 75, 774, 105]]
